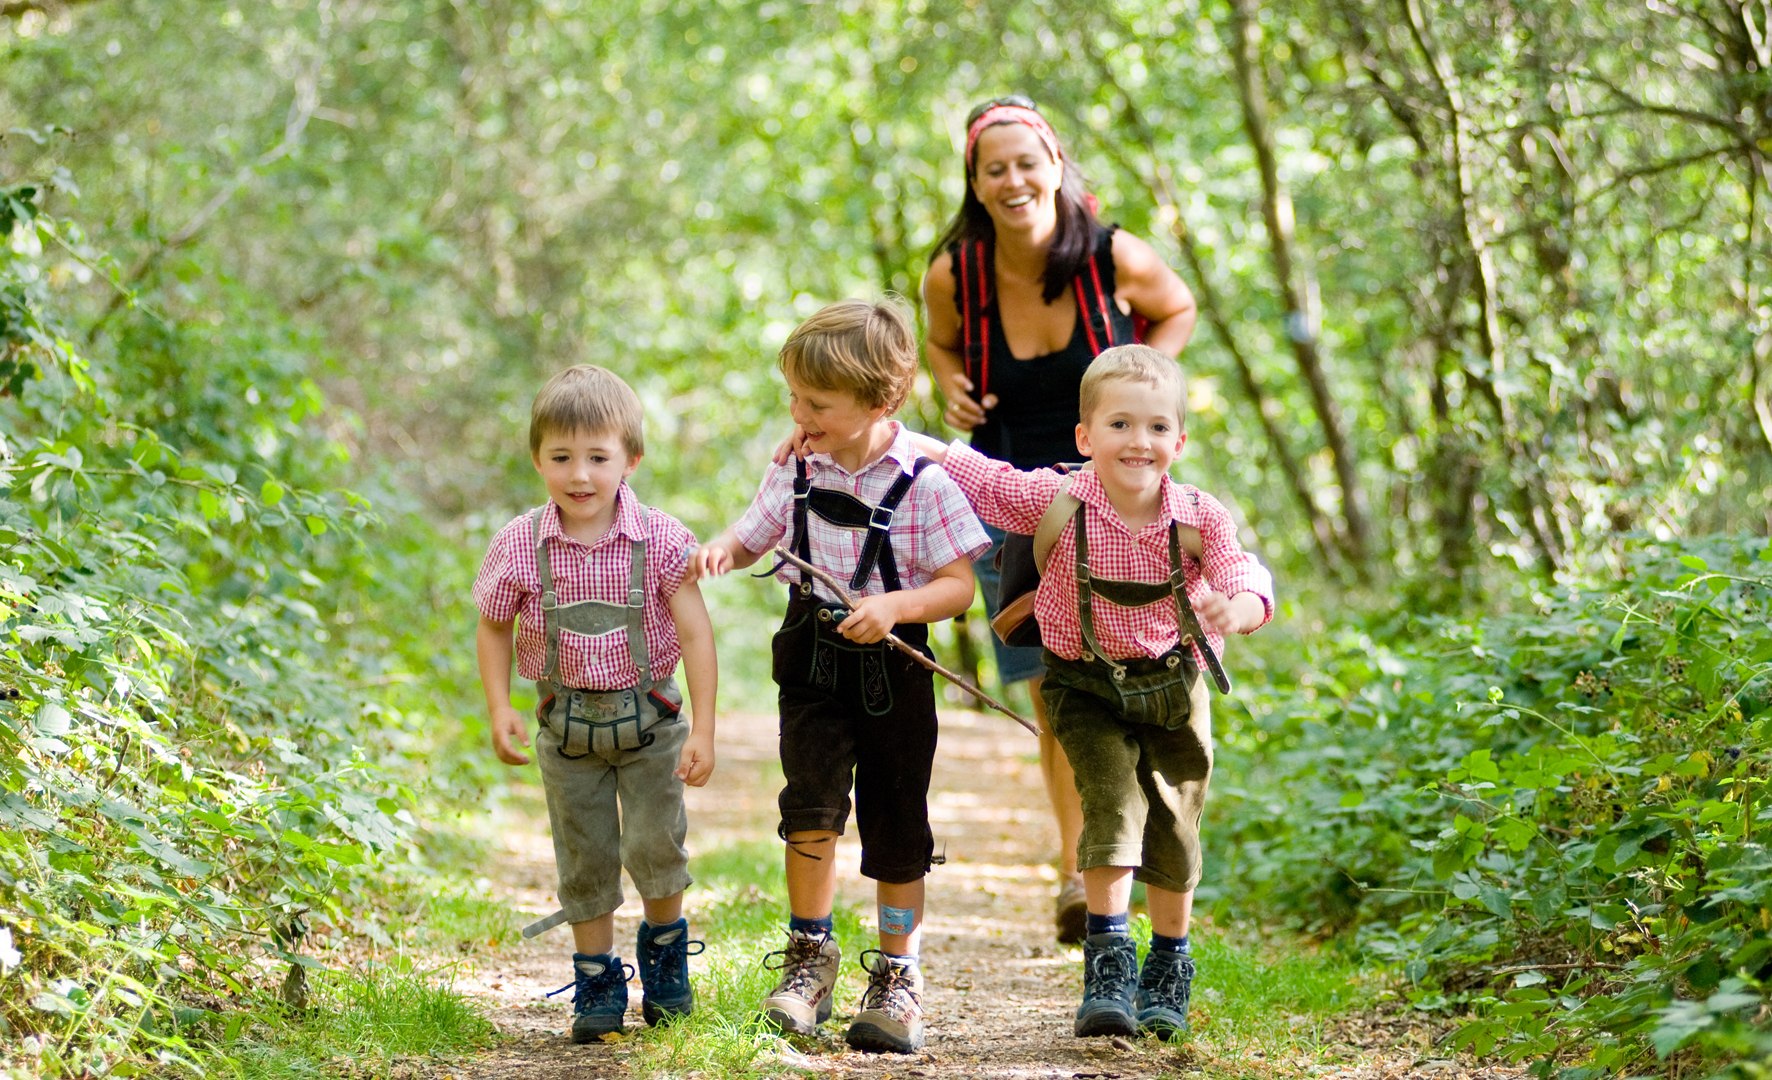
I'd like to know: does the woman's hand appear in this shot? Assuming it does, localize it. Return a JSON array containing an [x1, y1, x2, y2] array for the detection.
[[939, 371, 997, 432]]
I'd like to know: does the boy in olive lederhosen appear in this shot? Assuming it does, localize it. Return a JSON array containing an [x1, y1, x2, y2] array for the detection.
[[474, 365, 717, 1043], [904, 344, 1274, 1043]]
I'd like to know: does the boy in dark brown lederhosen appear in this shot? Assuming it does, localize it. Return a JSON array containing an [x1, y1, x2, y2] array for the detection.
[[693, 298, 989, 1054]]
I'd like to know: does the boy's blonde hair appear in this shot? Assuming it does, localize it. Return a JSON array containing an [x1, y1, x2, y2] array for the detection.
[[529, 365, 646, 458], [1078, 344, 1186, 426], [778, 298, 918, 413]]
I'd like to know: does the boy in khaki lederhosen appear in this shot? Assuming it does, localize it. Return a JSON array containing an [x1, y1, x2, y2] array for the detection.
[[474, 365, 717, 1043], [904, 344, 1274, 1042]]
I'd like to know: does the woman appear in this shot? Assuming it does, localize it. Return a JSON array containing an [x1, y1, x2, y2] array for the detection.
[[922, 95, 1197, 944]]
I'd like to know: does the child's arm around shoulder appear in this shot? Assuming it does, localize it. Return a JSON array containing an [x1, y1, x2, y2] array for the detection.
[[900, 428, 1063, 534]]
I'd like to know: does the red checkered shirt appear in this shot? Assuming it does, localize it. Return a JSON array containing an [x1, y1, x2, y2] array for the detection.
[[733, 421, 991, 604], [943, 441, 1275, 665], [473, 485, 698, 689]]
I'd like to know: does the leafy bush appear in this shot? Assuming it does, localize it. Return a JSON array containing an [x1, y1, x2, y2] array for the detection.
[[1213, 536, 1772, 1076], [1, 177, 471, 1075]]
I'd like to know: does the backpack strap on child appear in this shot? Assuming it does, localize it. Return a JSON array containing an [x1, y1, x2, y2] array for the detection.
[[789, 456, 935, 593]]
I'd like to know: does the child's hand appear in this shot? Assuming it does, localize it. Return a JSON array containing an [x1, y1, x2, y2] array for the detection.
[[489, 704, 531, 765], [675, 727, 715, 787], [1194, 590, 1265, 636], [837, 594, 900, 644], [689, 542, 733, 581], [769, 425, 813, 466]]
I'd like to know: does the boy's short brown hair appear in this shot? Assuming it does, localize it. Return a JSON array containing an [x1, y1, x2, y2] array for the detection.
[[778, 298, 918, 413], [529, 365, 646, 458], [1078, 344, 1186, 427]]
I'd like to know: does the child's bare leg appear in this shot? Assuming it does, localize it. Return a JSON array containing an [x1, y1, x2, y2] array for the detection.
[[876, 877, 924, 955], [784, 830, 839, 917], [1082, 865, 1135, 916], [570, 914, 615, 956], [1145, 885, 1193, 939], [641, 891, 684, 926]]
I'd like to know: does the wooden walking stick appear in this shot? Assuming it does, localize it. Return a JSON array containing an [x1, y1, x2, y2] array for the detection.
[[771, 546, 1036, 734]]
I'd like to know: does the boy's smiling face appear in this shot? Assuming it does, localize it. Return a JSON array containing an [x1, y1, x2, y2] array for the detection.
[[786, 375, 890, 472], [1075, 377, 1186, 508], [533, 426, 639, 542]]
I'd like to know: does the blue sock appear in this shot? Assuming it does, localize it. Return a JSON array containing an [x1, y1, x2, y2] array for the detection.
[[1085, 911, 1129, 937], [1150, 933, 1189, 953], [788, 913, 833, 937]]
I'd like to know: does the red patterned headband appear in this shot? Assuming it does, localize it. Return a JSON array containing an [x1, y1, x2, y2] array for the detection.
[[964, 105, 1062, 171]]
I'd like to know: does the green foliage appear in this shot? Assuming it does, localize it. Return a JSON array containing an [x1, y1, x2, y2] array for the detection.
[[1212, 536, 1772, 1075], [0, 171, 473, 1074]]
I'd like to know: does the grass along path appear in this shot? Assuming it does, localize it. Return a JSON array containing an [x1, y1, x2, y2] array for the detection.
[[418, 706, 1524, 1079]]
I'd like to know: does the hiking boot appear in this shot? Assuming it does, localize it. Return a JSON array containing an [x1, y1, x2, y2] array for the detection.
[[1073, 933, 1138, 1038], [1135, 947, 1196, 1040], [1054, 875, 1087, 945], [760, 930, 841, 1034], [845, 950, 926, 1054], [548, 952, 631, 1043], [636, 917, 704, 1026]]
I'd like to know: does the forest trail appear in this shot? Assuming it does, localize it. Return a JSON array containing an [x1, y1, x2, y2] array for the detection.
[[424, 707, 1521, 1079]]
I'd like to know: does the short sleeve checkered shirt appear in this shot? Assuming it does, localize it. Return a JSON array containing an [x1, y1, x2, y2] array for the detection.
[[473, 485, 698, 689], [943, 441, 1274, 665], [732, 422, 991, 605]]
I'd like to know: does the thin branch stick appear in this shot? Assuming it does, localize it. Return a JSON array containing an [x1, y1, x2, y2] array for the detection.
[[770, 547, 1036, 734]]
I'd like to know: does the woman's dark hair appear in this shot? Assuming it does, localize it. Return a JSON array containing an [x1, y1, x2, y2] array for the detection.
[[930, 96, 1102, 304]]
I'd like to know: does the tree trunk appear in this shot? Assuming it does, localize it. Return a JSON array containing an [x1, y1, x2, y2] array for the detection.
[[1226, 0, 1373, 568]]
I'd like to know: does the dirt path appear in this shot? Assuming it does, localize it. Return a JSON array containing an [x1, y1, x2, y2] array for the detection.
[[431, 706, 1521, 1079]]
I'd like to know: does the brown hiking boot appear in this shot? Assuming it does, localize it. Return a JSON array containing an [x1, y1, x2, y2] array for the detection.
[[760, 931, 840, 1034], [1055, 875, 1087, 945], [845, 950, 925, 1053]]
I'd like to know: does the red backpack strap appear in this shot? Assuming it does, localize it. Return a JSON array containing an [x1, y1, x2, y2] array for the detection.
[[951, 239, 992, 399], [1074, 228, 1118, 356]]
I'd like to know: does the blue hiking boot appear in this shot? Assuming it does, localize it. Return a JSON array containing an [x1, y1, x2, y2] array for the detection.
[[1073, 933, 1138, 1038], [636, 918, 704, 1026], [1135, 947, 1196, 1040], [548, 952, 631, 1043]]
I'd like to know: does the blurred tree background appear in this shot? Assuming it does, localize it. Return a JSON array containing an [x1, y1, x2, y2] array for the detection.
[[3, 1, 1769, 1076]]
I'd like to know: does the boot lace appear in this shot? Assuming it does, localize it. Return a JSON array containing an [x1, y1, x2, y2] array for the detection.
[[763, 932, 832, 998], [548, 959, 634, 1014], [856, 950, 920, 1021], [1143, 951, 1196, 1010], [1083, 940, 1138, 1001]]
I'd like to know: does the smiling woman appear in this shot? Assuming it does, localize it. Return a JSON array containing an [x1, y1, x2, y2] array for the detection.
[[921, 95, 1199, 944]]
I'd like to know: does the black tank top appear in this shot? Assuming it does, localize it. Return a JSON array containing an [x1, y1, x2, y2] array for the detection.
[[963, 226, 1137, 470]]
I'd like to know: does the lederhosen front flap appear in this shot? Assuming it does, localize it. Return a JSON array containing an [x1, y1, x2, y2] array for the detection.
[[532, 503, 668, 757], [1070, 504, 1232, 693]]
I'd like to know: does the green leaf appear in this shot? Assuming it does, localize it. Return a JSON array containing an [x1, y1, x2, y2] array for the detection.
[[305, 515, 327, 536], [1478, 885, 1513, 919], [33, 702, 71, 736], [260, 480, 286, 506]]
